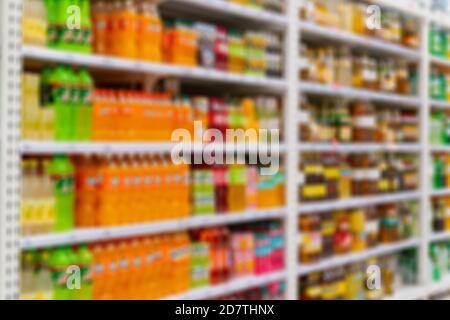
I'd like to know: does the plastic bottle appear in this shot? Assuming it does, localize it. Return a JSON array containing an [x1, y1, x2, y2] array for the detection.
[[137, 0, 162, 62], [76, 68, 94, 141], [49, 65, 72, 140], [48, 246, 72, 300], [115, 0, 138, 58], [80, 0, 93, 53], [92, 0, 109, 55], [34, 250, 53, 300], [49, 155, 75, 232]]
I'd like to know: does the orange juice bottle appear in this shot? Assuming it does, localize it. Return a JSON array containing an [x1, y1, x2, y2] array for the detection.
[[160, 156, 171, 220], [92, 0, 109, 55], [91, 243, 106, 300], [113, 0, 138, 58], [137, 0, 162, 62], [147, 156, 160, 221], [97, 156, 121, 226], [115, 240, 132, 299], [103, 241, 120, 299], [75, 155, 99, 227], [172, 233, 191, 294]]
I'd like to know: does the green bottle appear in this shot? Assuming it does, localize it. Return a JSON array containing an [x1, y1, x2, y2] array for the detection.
[[48, 247, 72, 300], [74, 245, 93, 300], [67, 66, 79, 141], [55, 0, 75, 51], [430, 244, 442, 282], [49, 155, 75, 232], [77, 68, 93, 141], [430, 111, 445, 145], [80, 0, 93, 54], [44, 0, 58, 48], [433, 157, 445, 190], [50, 65, 72, 140]]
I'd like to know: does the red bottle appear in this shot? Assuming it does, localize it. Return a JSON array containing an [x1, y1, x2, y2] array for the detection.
[[214, 26, 228, 71]]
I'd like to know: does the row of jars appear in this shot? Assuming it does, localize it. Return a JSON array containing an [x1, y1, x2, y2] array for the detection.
[[299, 202, 417, 264], [300, 44, 417, 95], [300, 99, 418, 143], [300, 153, 418, 202]]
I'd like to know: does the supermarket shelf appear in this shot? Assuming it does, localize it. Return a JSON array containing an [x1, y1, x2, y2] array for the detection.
[[430, 145, 450, 153], [383, 285, 427, 300], [430, 188, 450, 197], [367, 0, 425, 18], [299, 82, 421, 107], [426, 275, 450, 297], [21, 207, 286, 249], [299, 21, 420, 60], [22, 46, 286, 90], [20, 141, 286, 155], [430, 12, 450, 30], [297, 238, 420, 276], [298, 143, 420, 153], [430, 100, 450, 110], [429, 231, 450, 243], [430, 55, 450, 68], [299, 191, 420, 214], [164, 0, 287, 28], [166, 270, 286, 300]]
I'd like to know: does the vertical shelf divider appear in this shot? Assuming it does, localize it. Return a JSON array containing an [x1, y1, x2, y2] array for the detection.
[[284, 0, 300, 300]]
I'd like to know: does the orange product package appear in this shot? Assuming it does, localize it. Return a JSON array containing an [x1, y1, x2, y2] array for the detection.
[[137, 1, 162, 62], [75, 155, 99, 228], [112, 0, 138, 58]]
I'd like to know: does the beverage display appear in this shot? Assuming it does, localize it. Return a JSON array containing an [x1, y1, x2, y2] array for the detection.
[[21, 222, 284, 300]]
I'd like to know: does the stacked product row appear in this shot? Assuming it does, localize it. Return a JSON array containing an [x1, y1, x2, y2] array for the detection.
[[301, 99, 418, 143], [300, 153, 418, 202], [23, 0, 284, 77], [299, 250, 417, 300], [23, 69, 281, 142], [21, 155, 285, 235], [299, 202, 417, 264], [21, 222, 284, 300]]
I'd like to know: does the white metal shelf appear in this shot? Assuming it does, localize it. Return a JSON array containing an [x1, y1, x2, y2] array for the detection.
[[166, 270, 286, 300], [22, 46, 286, 90], [367, 0, 425, 18], [21, 141, 286, 155], [297, 238, 420, 276], [430, 55, 450, 68], [298, 143, 420, 153], [299, 82, 421, 107], [164, 0, 287, 28], [430, 100, 450, 110], [299, 191, 420, 214], [21, 207, 285, 249], [430, 145, 450, 153], [430, 188, 450, 197], [383, 285, 427, 300], [430, 12, 450, 30], [299, 21, 421, 60], [429, 231, 450, 243]]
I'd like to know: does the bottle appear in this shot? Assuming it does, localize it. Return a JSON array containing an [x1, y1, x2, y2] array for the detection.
[[434, 156, 445, 190], [137, 0, 162, 62], [49, 65, 72, 140], [48, 246, 72, 300], [79, 0, 93, 53], [92, 0, 109, 55], [77, 68, 94, 141], [49, 155, 75, 232]]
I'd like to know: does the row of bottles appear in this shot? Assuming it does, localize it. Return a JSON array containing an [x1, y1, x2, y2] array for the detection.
[[21, 155, 285, 235], [299, 202, 417, 264], [21, 222, 284, 300]]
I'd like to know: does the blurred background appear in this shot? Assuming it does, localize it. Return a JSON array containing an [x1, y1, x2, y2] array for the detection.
[[4, 0, 450, 300]]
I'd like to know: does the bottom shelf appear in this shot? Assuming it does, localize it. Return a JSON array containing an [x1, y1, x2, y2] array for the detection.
[[166, 270, 286, 300], [384, 275, 450, 300]]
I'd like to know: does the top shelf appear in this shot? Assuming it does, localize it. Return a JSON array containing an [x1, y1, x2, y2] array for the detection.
[[162, 0, 287, 29], [299, 21, 421, 61], [23, 46, 286, 90]]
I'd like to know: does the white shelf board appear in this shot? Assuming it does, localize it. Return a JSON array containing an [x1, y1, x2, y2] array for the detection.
[[430, 100, 450, 110], [299, 82, 421, 107], [429, 231, 450, 243], [166, 270, 286, 300], [299, 191, 420, 214], [298, 143, 420, 153], [383, 285, 427, 300], [22, 46, 286, 90], [21, 141, 286, 155], [165, 0, 286, 27], [430, 188, 450, 197], [430, 12, 450, 30], [430, 145, 450, 153], [299, 21, 420, 60], [298, 238, 420, 276], [21, 207, 286, 249], [367, 0, 425, 18], [430, 55, 450, 68]]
